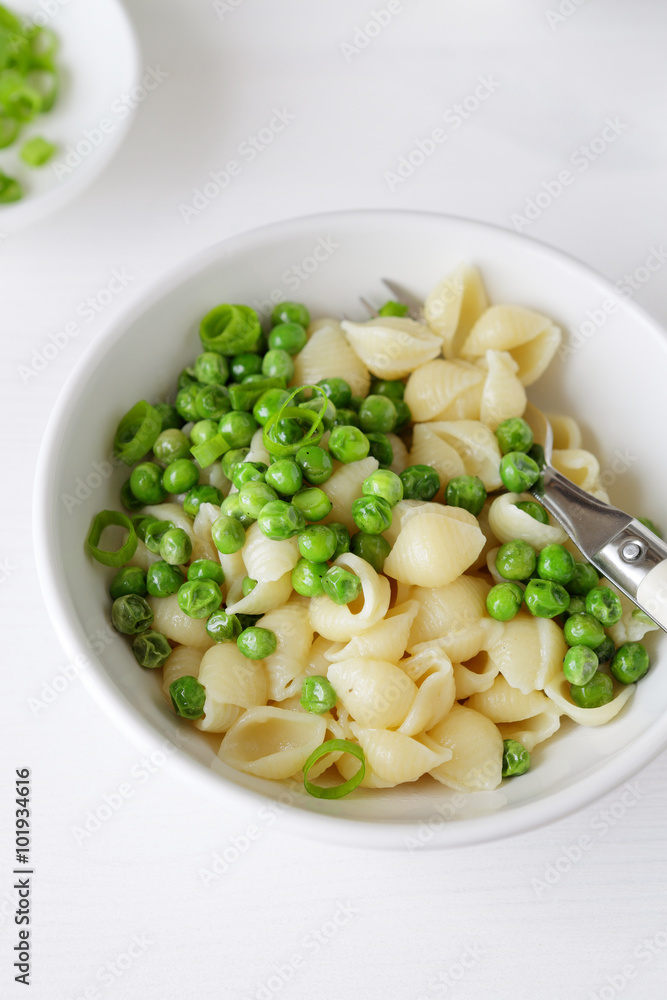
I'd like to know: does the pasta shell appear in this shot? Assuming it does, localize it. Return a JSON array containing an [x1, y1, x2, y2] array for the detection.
[[218, 707, 326, 779], [488, 491, 567, 547], [148, 594, 213, 650], [309, 552, 391, 641], [428, 704, 503, 791], [325, 600, 419, 664], [242, 522, 299, 583], [408, 575, 490, 646], [404, 359, 484, 423], [292, 319, 370, 396], [423, 264, 489, 358], [162, 645, 203, 698], [196, 643, 267, 733], [408, 422, 465, 487], [225, 571, 293, 615], [420, 420, 502, 490], [477, 349, 527, 430], [345, 724, 452, 786], [259, 599, 314, 701], [341, 316, 441, 379], [460, 305, 561, 386], [327, 657, 416, 729], [321, 456, 379, 533], [398, 644, 456, 736], [544, 673, 634, 727], [485, 613, 566, 694], [383, 509, 486, 587]]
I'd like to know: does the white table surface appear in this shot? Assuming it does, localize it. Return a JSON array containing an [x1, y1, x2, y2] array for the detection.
[[3, 1, 667, 997]]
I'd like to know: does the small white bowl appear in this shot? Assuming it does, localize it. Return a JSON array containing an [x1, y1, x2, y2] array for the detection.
[[0, 0, 139, 231], [34, 210, 667, 849]]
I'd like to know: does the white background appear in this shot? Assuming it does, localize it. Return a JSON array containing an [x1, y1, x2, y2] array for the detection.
[[3, 1, 667, 998]]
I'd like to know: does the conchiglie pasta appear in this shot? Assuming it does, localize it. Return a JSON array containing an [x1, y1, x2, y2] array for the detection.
[[225, 571, 293, 615], [488, 491, 567, 547], [467, 673, 557, 725], [162, 645, 203, 697], [485, 613, 566, 694], [477, 349, 527, 430], [242, 522, 299, 583], [327, 657, 416, 729], [218, 707, 326, 779], [544, 673, 634, 727], [460, 304, 562, 385], [259, 599, 314, 701], [386, 433, 409, 475], [423, 264, 488, 359], [148, 594, 213, 650], [409, 422, 465, 486], [398, 644, 456, 736], [292, 319, 371, 397], [127, 538, 160, 571], [192, 501, 222, 562], [325, 600, 419, 665], [419, 420, 502, 490], [309, 552, 391, 641], [340, 724, 452, 787], [245, 427, 271, 467], [383, 508, 485, 588], [428, 704, 503, 791], [551, 448, 600, 493], [321, 456, 379, 532], [196, 643, 267, 733], [341, 316, 441, 379], [408, 575, 490, 647], [547, 414, 582, 450], [142, 502, 195, 543], [404, 359, 484, 423]]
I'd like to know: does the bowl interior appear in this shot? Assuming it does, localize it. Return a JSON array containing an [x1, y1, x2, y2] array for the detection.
[[36, 211, 667, 847], [0, 0, 139, 229]]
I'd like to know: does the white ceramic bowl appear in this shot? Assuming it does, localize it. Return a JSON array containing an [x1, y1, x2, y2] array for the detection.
[[34, 210, 667, 849], [0, 0, 139, 231]]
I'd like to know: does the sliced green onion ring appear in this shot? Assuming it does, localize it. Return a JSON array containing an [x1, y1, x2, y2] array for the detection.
[[113, 400, 162, 465], [303, 739, 365, 799], [87, 510, 138, 567], [263, 385, 328, 459], [191, 432, 230, 468]]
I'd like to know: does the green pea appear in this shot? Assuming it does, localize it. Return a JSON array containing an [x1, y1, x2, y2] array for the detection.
[[110, 566, 147, 600], [177, 579, 222, 619], [228, 352, 262, 382], [328, 425, 370, 463], [271, 301, 310, 328], [252, 388, 290, 426], [351, 495, 392, 535], [348, 395, 363, 413], [120, 479, 144, 511], [178, 366, 197, 388], [565, 595, 587, 617], [501, 739, 531, 777], [563, 612, 606, 649], [258, 499, 305, 540], [499, 451, 541, 493], [292, 558, 328, 597], [189, 419, 219, 446], [169, 675, 207, 719], [232, 460, 268, 490], [194, 351, 229, 385], [175, 382, 201, 422], [292, 487, 332, 522], [236, 613, 262, 629], [595, 635, 616, 663], [367, 432, 393, 468], [269, 322, 307, 355], [393, 400, 412, 432], [153, 428, 191, 465], [524, 578, 570, 618], [187, 559, 225, 584], [111, 594, 154, 635], [563, 645, 598, 685], [400, 464, 440, 501], [212, 514, 246, 553], [298, 524, 337, 562], [514, 500, 549, 524], [242, 576, 257, 597], [219, 410, 258, 449], [566, 561, 599, 596], [195, 384, 231, 421], [322, 566, 362, 605], [261, 348, 294, 382], [570, 671, 614, 708], [537, 544, 575, 585], [159, 527, 192, 565], [610, 642, 650, 684], [237, 626, 277, 659], [273, 416, 311, 446], [332, 408, 360, 429], [265, 458, 303, 496], [220, 493, 255, 528], [153, 402, 183, 432], [350, 531, 390, 572], [362, 469, 403, 507], [300, 675, 337, 714], [329, 522, 351, 560], [299, 397, 337, 431], [143, 519, 174, 555], [238, 480, 278, 519], [146, 561, 185, 597], [162, 459, 199, 495], [585, 586, 623, 626], [296, 445, 333, 485], [495, 539, 536, 581], [206, 610, 242, 643], [358, 394, 397, 434], [486, 582, 523, 622], [315, 377, 351, 409], [370, 378, 405, 400], [377, 301, 409, 318], [130, 462, 168, 504], [638, 516, 662, 539], [495, 417, 533, 455], [132, 631, 172, 669], [221, 447, 250, 480], [182, 484, 223, 518], [445, 475, 486, 516]]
